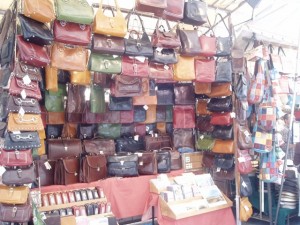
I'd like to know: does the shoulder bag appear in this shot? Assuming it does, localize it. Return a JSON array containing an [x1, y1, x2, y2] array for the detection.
[[23, 0, 55, 23], [177, 28, 201, 56], [195, 82, 211, 95], [199, 35, 217, 57], [173, 128, 194, 149], [4, 131, 41, 150], [162, 0, 185, 21], [107, 153, 139, 177], [182, 0, 208, 26], [237, 150, 253, 175], [135, 0, 167, 16], [174, 83, 195, 105], [137, 151, 157, 175], [210, 112, 233, 126], [173, 55, 195, 81], [2, 166, 36, 186], [0, 185, 29, 204], [215, 59, 233, 83], [237, 124, 253, 150], [196, 134, 215, 151], [45, 84, 66, 112], [173, 105, 196, 128], [0, 204, 32, 223], [92, 34, 125, 55], [81, 154, 107, 183], [195, 58, 215, 82]]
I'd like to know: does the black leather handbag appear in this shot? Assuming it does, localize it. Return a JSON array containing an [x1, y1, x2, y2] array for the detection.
[[207, 96, 232, 112], [215, 60, 233, 83], [108, 96, 133, 111], [150, 48, 177, 65], [156, 149, 171, 173], [177, 28, 201, 56], [4, 131, 41, 150], [212, 125, 233, 140], [235, 73, 248, 101], [134, 106, 146, 122], [214, 154, 234, 170], [46, 125, 63, 139], [78, 124, 96, 139], [107, 153, 139, 177], [115, 136, 145, 153], [182, 0, 208, 26], [157, 85, 174, 106]]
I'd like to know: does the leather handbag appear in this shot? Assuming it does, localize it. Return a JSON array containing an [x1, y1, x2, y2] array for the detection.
[[90, 85, 105, 113], [236, 73, 248, 101], [145, 133, 171, 151], [210, 112, 233, 126], [107, 153, 139, 177], [116, 136, 145, 153], [7, 95, 41, 114], [17, 35, 50, 67], [134, 124, 146, 136], [212, 139, 234, 154], [162, 0, 185, 21], [174, 83, 195, 105], [54, 157, 80, 185], [213, 164, 235, 181], [214, 154, 234, 170], [78, 124, 95, 139], [0, 185, 29, 204], [57, 69, 70, 84], [89, 53, 121, 74], [47, 112, 65, 125], [61, 123, 78, 138], [170, 148, 182, 170], [195, 82, 211, 95], [137, 151, 157, 175], [156, 105, 167, 122], [66, 84, 86, 123], [173, 128, 194, 149], [195, 58, 216, 82], [2, 166, 36, 185], [202, 151, 215, 168], [53, 20, 92, 46], [109, 96, 133, 111], [156, 87, 174, 105], [51, 43, 88, 72], [19, 14, 53, 46], [121, 123, 135, 135], [0, 149, 32, 167], [173, 55, 195, 81], [70, 70, 91, 85], [35, 159, 56, 186], [199, 35, 217, 57], [81, 102, 103, 124], [9, 76, 42, 100], [23, 0, 55, 23], [121, 56, 149, 77], [173, 105, 195, 128], [149, 62, 174, 81], [81, 154, 107, 183], [207, 96, 232, 112], [92, 72, 111, 87], [135, 0, 167, 16], [93, 0, 127, 37], [206, 82, 232, 98], [45, 84, 66, 112], [48, 139, 82, 160], [143, 105, 157, 124], [55, 0, 94, 25], [100, 105, 121, 124], [151, 48, 178, 65], [156, 148, 171, 173], [237, 124, 254, 150], [4, 131, 41, 150], [44, 212, 61, 225], [83, 139, 116, 156], [45, 65, 58, 91], [112, 75, 143, 97], [182, 0, 208, 26], [237, 149, 253, 175], [151, 19, 181, 48], [196, 116, 214, 132], [212, 125, 233, 140], [0, 204, 32, 223], [177, 28, 201, 56], [124, 13, 153, 57], [0, 66, 12, 89], [240, 175, 253, 197], [216, 36, 232, 57], [92, 34, 125, 55], [97, 123, 121, 139], [120, 110, 134, 124], [216, 60, 233, 83], [7, 113, 44, 131], [196, 99, 211, 115], [134, 106, 146, 122], [240, 197, 253, 222], [196, 134, 215, 151], [133, 95, 157, 106]]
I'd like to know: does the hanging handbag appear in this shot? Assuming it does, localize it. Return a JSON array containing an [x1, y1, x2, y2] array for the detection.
[[45, 65, 58, 91], [97, 123, 121, 139], [215, 60, 232, 83], [173, 55, 195, 81], [0, 149, 32, 167], [173, 105, 195, 128], [134, 106, 146, 122], [194, 82, 211, 95], [48, 139, 82, 160], [51, 43, 88, 72], [92, 34, 125, 55], [7, 95, 41, 114], [2, 166, 36, 186], [207, 96, 232, 112], [54, 157, 80, 185], [156, 148, 171, 173], [248, 60, 265, 104], [53, 20, 92, 46], [4, 131, 41, 150], [81, 154, 107, 183], [135, 0, 167, 16], [109, 96, 133, 111], [66, 84, 86, 123], [93, 0, 127, 37], [107, 153, 139, 177], [151, 48, 178, 65], [240, 198, 253, 222], [196, 116, 214, 132], [257, 96, 276, 132], [206, 82, 232, 98], [9, 76, 42, 100], [23, 0, 55, 23], [212, 125, 233, 140], [210, 112, 233, 126], [235, 73, 248, 101], [121, 56, 149, 77], [195, 58, 216, 82], [144, 133, 171, 151], [19, 14, 53, 46], [259, 148, 280, 183], [46, 125, 63, 138], [17, 35, 50, 67], [156, 86, 174, 105], [196, 99, 211, 115], [199, 35, 217, 57], [182, 0, 208, 26], [83, 139, 116, 156], [45, 84, 66, 112], [196, 134, 215, 151], [0, 204, 32, 223], [173, 128, 194, 149], [90, 85, 105, 113], [162, 0, 185, 21], [116, 136, 145, 153], [212, 139, 234, 154], [112, 76, 143, 97], [214, 14, 231, 57], [55, 0, 94, 24], [174, 83, 195, 105], [237, 150, 253, 175], [35, 159, 56, 186], [214, 154, 234, 170], [237, 124, 253, 150], [149, 63, 174, 81], [253, 126, 273, 153], [7, 113, 44, 132], [240, 175, 253, 197], [89, 53, 121, 74], [0, 185, 29, 204], [137, 151, 157, 175], [177, 28, 201, 56]]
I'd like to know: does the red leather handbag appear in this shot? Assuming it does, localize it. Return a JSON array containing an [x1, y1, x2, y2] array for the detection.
[[9, 76, 42, 100], [162, 0, 185, 21], [199, 35, 217, 57], [195, 58, 216, 82], [53, 20, 92, 46], [17, 35, 50, 67], [120, 110, 134, 123], [210, 112, 233, 126], [149, 62, 174, 81], [121, 56, 149, 77], [173, 105, 195, 128], [0, 149, 33, 167], [135, 0, 167, 17], [237, 149, 253, 174]]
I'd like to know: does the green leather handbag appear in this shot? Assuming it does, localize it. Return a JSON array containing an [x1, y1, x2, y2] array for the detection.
[[90, 84, 105, 113], [165, 105, 173, 122], [89, 53, 122, 74], [55, 0, 94, 25], [196, 134, 215, 151], [45, 84, 66, 112], [97, 123, 121, 139]]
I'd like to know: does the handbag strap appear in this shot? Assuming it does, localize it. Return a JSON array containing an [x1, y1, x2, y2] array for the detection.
[[212, 13, 230, 36], [126, 10, 146, 33], [155, 18, 172, 33], [98, 0, 121, 15]]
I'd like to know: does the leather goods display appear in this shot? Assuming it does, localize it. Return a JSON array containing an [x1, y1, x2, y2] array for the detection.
[[210, 112, 233, 126], [17, 35, 50, 67], [133, 95, 157, 106], [90, 85, 105, 113], [162, 0, 185, 21], [134, 106, 146, 122], [97, 123, 121, 139], [7, 113, 44, 131], [177, 28, 201, 56], [116, 136, 144, 153], [206, 82, 232, 98], [135, 0, 167, 16], [78, 124, 95, 139], [81, 154, 107, 183], [174, 83, 195, 105], [207, 96, 232, 112], [120, 110, 134, 124], [35, 159, 56, 186], [240, 197, 253, 222], [173, 105, 195, 128], [173, 128, 194, 149], [149, 62, 174, 81], [235, 73, 248, 101], [237, 124, 253, 150], [61, 123, 78, 138], [93, 0, 127, 37], [240, 175, 253, 197], [0, 185, 29, 204], [173, 55, 195, 81], [212, 139, 234, 154], [54, 157, 80, 185], [196, 116, 214, 132], [156, 148, 171, 173], [47, 112, 65, 125], [7, 95, 41, 114], [112, 75, 143, 97], [237, 150, 253, 175], [23, 0, 55, 23], [45, 65, 58, 91], [151, 48, 177, 65], [83, 139, 116, 156], [121, 56, 149, 77], [196, 134, 215, 151], [194, 82, 211, 95], [0, 149, 33, 167], [145, 133, 171, 151], [195, 58, 216, 82], [196, 99, 211, 115], [70, 70, 91, 85], [55, 0, 94, 25], [143, 105, 157, 124], [2, 166, 36, 185], [109, 96, 133, 111], [107, 153, 139, 177], [45, 84, 66, 112], [89, 53, 121, 74], [182, 0, 208, 26], [53, 20, 92, 46], [19, 14, 53, 46], [214, 154, 234, 170], [92, 34, 125, 55], [156, 87, 174, 105], [170, 149, 182, 170], [9, 76, 42, 100], [215, 60, 233, 83], [51, 43, 88, 72], [212, 125, 233, 140], [216, 36, 232, 57], [4, 131, 41, 150], [199, 35, 217, 56], [48, 139, 82, 160], [66, 84, 86, 123], [137, 151, 157, 175], [0, 204, 32, 223]]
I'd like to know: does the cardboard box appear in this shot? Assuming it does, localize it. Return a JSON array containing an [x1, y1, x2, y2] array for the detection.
[[182, 152, 203, 172]]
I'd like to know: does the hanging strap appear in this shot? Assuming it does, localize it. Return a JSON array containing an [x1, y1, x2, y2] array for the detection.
[[125, 9, 146, 33], [213, 13, 230, 36]]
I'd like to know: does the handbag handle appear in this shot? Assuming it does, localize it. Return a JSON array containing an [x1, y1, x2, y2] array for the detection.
[[155, 18, 172, 32], [125, 10, 146, 33], [99, 0, 121, 15]]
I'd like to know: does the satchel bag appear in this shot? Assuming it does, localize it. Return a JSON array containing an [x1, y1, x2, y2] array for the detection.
[[173, 55, 195, 81], [0, 185, 29, 204], [134, 106, 146, 122], [195, 58, 216, 82], [206, 82, 232, 98], [17, 35, 50, 67], [212, 139, 234, 154], [107, 153, 139, 177], [55, 157, 80, 185], [174, 83, 195, 105], [240, 197, 253, 222], [156, 148, 171, 173], [207, 96, 232, 112], [173, 128, 194, 149], [83, 139, 116, 156], [89, 53, 121, 74], [35, 159, 56, 186], [23, 0, 55, 23], [135, 0, 167, 16], [177, 28, 201, 56], [162, 0, 185, 21], [4, 131, 41, 150], [196, 99, 211, 115], [45, 65, 58, 91], [97, 124, 121, 139], [81, 154, 107, 183], [51, 43, 88, 72], [151, 48, 178, 65], [182, 0, 208, 26], [116, 136, 145, 153], [0, 204, 32, 223], [0, 149, 32, 167], [53, 20, 92, 46], [93, 0, 127, 37], [121, 56, 149, 77], [45, 84, 66, 112], [196, 134, 215, 151], [7, 113, 44, 132], [7, 95, 41, 114], [199, 35, 217, 57], [137, 151, 157, 175], [55, 0, 94, 24], [48, 139, 82, 160], [212, 125, 233, 140], [173, 105, 196, 128], [9, 76, 42, 100], [112, 75, 143, 97], [237, 124, 253, 150], [149, 63, 174, 81], [237, 150, 253, 175], [92, 34, 125, 55], [210, 112, 233, 126], [2, 166, 36, 185], [145, 133, 171, 151], [215, 60, 233, 83]]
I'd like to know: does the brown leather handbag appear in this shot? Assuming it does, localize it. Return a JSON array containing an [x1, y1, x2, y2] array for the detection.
[[0, 204, 32, 223], [61, 123, 78, 138], [83, 139, 116, 156], [196, 99, 211, 115], [149, 62, 174, 81], [143, 105, 157, 124], [174, 83, 195, 105], [212, 139, 234, 154], [51, 43, 88, 72], [92, 34, 125, 55], [206, 82, 232, 98], [0, 185, 29, 204], [195, 82, 211, 95], [66, 84, 86, 123], [23, 0, 55, 23], [45, 65, 58, 92], [195, 58, 216, 82], [135, 0, 167, 17], [35, 159, 56, 186], [112, 75, 143, 97], [145, 133, 171, 151], [137, 151, 157, 175], [46, 112, 65, 125], [121, 56, 150, 78], [173, 55, 195, 81], [163, 0, 185, 21], [170, 148, 182, 170], [0, 149, 32, 167], [133, 95, 157, 106], [55, 157, 80, 185], [15, 61, 42, 82], [173, 128, 194, 149], [237, 124, 254, 150], [48, 139, 82, 160], [177, 28, 201, 56], [9, 76, 42, 100], [237, 149, 253, 175], [7, 113, 44, 131], [173, 105, 195, 129], [81, 154, 107, 183]]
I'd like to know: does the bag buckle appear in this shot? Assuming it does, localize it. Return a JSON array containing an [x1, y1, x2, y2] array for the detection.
[[16, 98, 36, 105], [17, 169, 22, 178], [17, 116, 37, 123], [14, 150, 20, 159], [106, 39, 112, 48], [133, 64, 138, 74], [16, 134, 33, 140], [136, 43, 141, 49], [12, 207, 17, 218], [79, 24, 86, 31], [104, 60, 109, 69]]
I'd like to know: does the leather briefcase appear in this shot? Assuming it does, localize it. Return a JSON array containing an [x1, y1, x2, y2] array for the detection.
[[107, 153, 139, 177], [81, 154, 107, 183], [35, 159, 56, 186], [137, 151, 157, 175], [83, 139, 116, 156], [48, 139, 82, 160], [54, 157, 80, 185]]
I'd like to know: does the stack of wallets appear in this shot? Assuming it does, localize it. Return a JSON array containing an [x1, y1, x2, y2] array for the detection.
[[160, 191, 175, 202], [191, 185, 202, 197], [167, 184, 184, 201], [181, 185, 193, 199]]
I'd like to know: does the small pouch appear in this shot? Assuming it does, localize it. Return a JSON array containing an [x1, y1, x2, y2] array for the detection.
[[7, 113, 44, 131], [7, 95, 41, 114], [4, 131, 41, 150]]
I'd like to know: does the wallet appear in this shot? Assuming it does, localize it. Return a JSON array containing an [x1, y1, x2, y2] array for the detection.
[[74, 190, 82, 202], [55, 193, 63, 205], [79, 206, 87, 216], [80, 190, 88, 201], [48, 193, 56, 206], [59, 208, 67, 216], [62, 192, 69, 204], [68, 191, 76, 203], [86, 189, 94, 200], [42, 194, 50, 207], [92, 189, 100, 199], [85, 204, 94, 216], [73, 206, 80, 217]]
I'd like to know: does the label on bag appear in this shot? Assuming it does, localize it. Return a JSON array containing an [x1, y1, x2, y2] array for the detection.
[[135, 56, 145, 63], [242, 181, 247, 188], [134, 135, 139, 141], [44, 161, 52, 170], [164, 65, 169, 70], [143, 105, 149, 110], [139, 161, 143, 166], [12, 131, 21, 134], [156, 47, 163, 52], [18, 107, 25, 116], [200, 135, 204, 140], [244, 130, 250, 136], [230, 112, 236, 118], [21, 89, 27, 99], [238, 157, 246, 163], [125, 32, 130, 39], [244, 205, 250, 211], [23, 75, 31, 85], [217, 167, 221, 172]]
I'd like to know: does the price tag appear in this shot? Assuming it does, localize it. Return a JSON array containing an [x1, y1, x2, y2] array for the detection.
[[23, 75, 31, 85], [200, 135, 204, 140], [44, 161, 52, 170], [85, 87, 91, 101], [216, 167, 221, 172], [0, 166, 6, 176], [185, 156, 191, 163], [154, 133, 158, 137], [134, 135, 139, 141], [139, 161, 144, 166], [244, 205, 250, 211], [146, 126, 150, 132], [155, 86, 158, 91], [244, 130, 250, 136], [99, 151, 104, 155], [238, 157, 246, 163], [230, 112, 236, 118], [242, 181, 247, 188], [21, 89, 27, 99], [156, 47, 163, 52], [164, 65, 169, 70], [12, 131, 21, 134], [112, 55, 118, 58], [18, 107, 25, 116], [143, 105, 149, 110], [136, 152, 143, 157], [135, 56, 146, 63]]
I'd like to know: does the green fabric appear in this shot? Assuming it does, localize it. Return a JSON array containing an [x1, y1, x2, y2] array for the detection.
[[196, 134, 215, 150], [55, 0, 94, 25], [97, 123, 121, 139], [32, 200, 44, 225], [45, 84, 66, 112], [89, 53, 122, 74], [90, 84, 105, 113], [165, 105, 173, 122]]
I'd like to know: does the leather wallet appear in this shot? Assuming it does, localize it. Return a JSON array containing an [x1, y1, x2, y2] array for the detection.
[[92, 203, 99, 215], [59, 208, 67, 216], [99, 203, 106, 214], [92, 189, 100, 199], [68, 191, 76, 203], [80, 190, 88, 201], [74, 190, 82, 202], [66, 207, 73, 216], [86, 189, 94, 200], [55, 193, 63, 205], [85, 203, 94, 216], [73, 206, 80, 216], [42, 194, 50, 207], [79, 206, 87, 216], [62, 192, 69, 204], [48, 193, 56, 205]]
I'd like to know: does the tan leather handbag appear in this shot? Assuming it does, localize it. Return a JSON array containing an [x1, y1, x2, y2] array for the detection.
[[194, 82, 211, 94], [7, 113, 44, 132], [45, 65, 58, 92], [23, 0, 55, 23], [206, 82, 232, 98], [212, 139, 234, 154], [0, 185, 29, 204], [240, 197, 253, 222], [143, 105, 157, 124], [173, 55, 195, 81], [70, 70, 91, 85], [157, 122, 166, 133], [196, 99, 211, 115], [133, 95, 157, 105]]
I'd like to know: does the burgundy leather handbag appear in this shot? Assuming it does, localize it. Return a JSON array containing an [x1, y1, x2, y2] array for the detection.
[[121, 56, 149, 77], [135, 0, 167, 17], [0, 204, 32, 223], [15, 61, 42, 82], [196, 116, 214, 132], [112, 75, 143, 97], [174, 83, 195, 105], [0, 149, 32, 167], [48, 139, 82, 160], [92, 34, 125, 55], [173, 128, 194, 149], [9, 76, 42, 100], [237, 149, 253, 174], [83, 139, 116, 156], [66, 84, 86, 123], [173, 105, 195, 129], [137, 151, 157, 175], [149, 62, 174, 81], [53, 20, 92, 46], [2, 166, 36, 185], [199, 35, 217, 57], [162, 0, 185, 21], [195, 58, 216, 82], [81, 154, 107, 183], [210, 112, 233, 126], [120, 110, 134, 123]]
